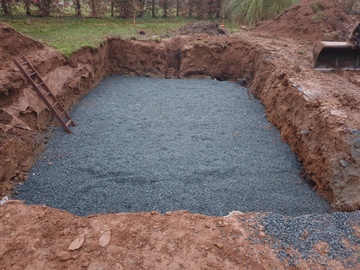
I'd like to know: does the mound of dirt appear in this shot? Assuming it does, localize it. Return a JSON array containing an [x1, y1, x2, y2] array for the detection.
[[177, 21, 227, 36], [254, 0, 355, 41], [1, 201, 359, 269]]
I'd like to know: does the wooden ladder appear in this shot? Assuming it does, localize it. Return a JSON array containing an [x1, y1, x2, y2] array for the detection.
[[14, 56, 76, 133]]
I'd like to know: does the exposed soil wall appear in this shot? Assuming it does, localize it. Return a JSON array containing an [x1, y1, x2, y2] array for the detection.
[[0, 23, 359, 212]]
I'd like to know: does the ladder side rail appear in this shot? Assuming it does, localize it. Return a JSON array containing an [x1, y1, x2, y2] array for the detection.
[[28, 84, 72, 133], [21, 57, 76, 127], [36, 80, 74, 125], [14, 58, 73, 133]]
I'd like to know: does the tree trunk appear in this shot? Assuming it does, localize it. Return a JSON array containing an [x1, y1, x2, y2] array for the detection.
[[208, 0, 213, 18], [176, 0, 179, 17], [90, 0, 97, 18], [23, 0, 31, 16], [111, 0, 114, 17], [74, 0, 81, 17], [39, 0, 52, 16], [1, 0, 9, 15], [137, 0, 146, 17], [151, 0, 156, 17], [215, 0, 222, 18], [188, 0, 194, 17], [162, 0, 168, 18]]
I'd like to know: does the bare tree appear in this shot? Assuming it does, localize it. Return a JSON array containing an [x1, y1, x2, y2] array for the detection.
[[134, 0, 146, 17], [89, 0, 97, 17], [1, 0, 10, 15], [114, 0, 135, 18], [187, 0, 195, 17], [215, 0, 222, 18], [74, 0, 81, 17], [144, 0, 158, 17], [85, 0, 108, 18], [160, 0, 168, 17], [175, 0, 180, 16], [23, 0, 31, 16], [35, 0, 52, 16]]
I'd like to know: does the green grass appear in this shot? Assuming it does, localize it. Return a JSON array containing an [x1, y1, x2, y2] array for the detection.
[[1, 16, 214, 57]]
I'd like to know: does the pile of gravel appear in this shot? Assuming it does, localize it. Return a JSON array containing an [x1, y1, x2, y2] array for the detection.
[[260, 211, 360, 268], [15, 75, 330, 216]]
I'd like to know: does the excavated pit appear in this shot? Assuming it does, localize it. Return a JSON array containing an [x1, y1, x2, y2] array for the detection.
[[1, 21, 360, 269], [14, 75, 330, 216], [1, 24, 360, 213]]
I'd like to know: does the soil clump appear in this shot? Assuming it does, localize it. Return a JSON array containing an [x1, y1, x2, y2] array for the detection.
[[177, 21, 227, 36]]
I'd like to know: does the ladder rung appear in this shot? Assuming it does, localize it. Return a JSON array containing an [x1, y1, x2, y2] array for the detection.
[[15, 57, 74, 133], [65, 120, 72, 127]]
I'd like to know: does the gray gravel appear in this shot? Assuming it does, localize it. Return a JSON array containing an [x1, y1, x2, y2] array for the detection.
[[15, 75, 330, 216], [259, 211, 360, 267]]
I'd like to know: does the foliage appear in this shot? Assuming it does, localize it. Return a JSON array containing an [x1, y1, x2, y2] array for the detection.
[[222, 0, 294, 25], [0, 0, 224, 18]]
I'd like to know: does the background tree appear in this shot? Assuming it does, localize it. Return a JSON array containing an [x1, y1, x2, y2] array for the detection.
[[158, 0, 174, 18], [1, 0, 10, 15], [35, 0, 52, 16], [23, 0, 32, 16], [114, 0, 135, 18], [175, 0, 189, 17], [145, 0, 157, 17], [223, 0, 293, 25], [186, 0, 195, 17], [215, 0, 222, 18], [84, 0, 108, 18], [73, 0, 81, 17], [193, 0, 206, 18], [136, 0, 146, 17]]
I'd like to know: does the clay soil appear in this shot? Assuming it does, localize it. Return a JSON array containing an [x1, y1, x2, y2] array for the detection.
[[1, 0, 360, 268]]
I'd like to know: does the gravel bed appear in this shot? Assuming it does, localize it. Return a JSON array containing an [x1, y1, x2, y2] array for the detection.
[[15, 75, 330, 216]]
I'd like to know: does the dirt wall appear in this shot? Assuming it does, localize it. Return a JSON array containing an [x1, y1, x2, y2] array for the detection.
[[1, 23, 359, 211]]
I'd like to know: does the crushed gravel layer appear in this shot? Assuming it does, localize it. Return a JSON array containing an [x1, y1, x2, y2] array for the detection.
[[260, 211, 360, 267], [15, 75, 330, 216]]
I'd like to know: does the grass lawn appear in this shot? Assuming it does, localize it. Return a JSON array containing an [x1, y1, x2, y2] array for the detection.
[[1, 16, 238, 57]]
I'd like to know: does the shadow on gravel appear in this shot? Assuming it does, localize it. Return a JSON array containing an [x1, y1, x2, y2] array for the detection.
[[15, 76, 330, 216]]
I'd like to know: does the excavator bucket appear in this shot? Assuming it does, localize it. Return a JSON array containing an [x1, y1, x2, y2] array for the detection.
[[313, 41, 360, 70]]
